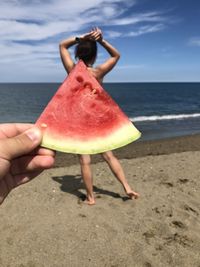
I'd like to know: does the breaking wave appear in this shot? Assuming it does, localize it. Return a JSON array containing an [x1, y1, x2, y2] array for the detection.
[[130, 113, 200, 122]]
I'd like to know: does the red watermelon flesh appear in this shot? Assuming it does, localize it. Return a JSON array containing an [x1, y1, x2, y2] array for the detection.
[[36, 60, 141, 154]]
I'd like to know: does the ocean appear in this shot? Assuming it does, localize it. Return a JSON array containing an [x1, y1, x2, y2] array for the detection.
[[0, 82, 200, 141]]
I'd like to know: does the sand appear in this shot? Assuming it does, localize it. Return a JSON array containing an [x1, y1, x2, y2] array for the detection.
[[0, 134, 200, 267]]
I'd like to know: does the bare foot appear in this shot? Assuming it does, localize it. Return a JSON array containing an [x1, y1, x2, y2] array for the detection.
[[126, 190, 140, 199], [83, 195, 95, 205], [83, 199, 95, 205]]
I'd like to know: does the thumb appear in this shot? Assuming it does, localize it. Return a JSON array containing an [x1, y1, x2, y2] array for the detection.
[[0, 127, 42, 160]]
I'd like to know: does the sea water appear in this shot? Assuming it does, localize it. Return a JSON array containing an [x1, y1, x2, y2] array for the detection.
[[0, 82, 200, 141]]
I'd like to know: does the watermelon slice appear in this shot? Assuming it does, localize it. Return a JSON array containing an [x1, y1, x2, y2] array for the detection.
[[36, 60, 141, 154]]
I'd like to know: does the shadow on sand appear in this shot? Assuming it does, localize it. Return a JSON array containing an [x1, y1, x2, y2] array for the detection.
[[52, 175, 130, 201]]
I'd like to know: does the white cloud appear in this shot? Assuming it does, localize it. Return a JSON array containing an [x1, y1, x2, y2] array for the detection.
[[189, 37, 200, 47], [0, 0, 133, 22], [105, 30, 123, 38], [105, 24, 165, 39], [0, 42, 58, 62], [115, 64, 145, 70], [110, 12, 166, 26], [0, 1, 167, 42], [0, 0, 170, 81], [127, 23, 165, 37], [0, 18, 90, 41], [0, 0, 138, 43]]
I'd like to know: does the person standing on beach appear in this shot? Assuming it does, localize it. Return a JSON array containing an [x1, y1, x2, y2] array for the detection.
[[59, 27, 139, 205]]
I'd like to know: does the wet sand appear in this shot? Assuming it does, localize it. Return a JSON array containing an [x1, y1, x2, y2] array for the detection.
[[0, 134, 200, 267]]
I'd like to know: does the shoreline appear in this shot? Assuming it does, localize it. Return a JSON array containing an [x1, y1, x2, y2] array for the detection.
[[54, 133, 200, 167]]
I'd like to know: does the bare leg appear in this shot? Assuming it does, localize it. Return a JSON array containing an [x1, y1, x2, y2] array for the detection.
[[79, 155, 95, 205], [101, 151, 139, 199]]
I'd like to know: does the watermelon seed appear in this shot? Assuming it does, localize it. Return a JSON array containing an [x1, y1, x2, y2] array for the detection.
[[55, 93, 63, 99], [84, 81, 92, 89], [41, 123, 47, 128], [76, 76, 84, 83], [92, 89, 98, 94], [71, 86, 80, 93]]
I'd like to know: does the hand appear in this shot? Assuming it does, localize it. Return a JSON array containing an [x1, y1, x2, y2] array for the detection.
[[90, 27, 103, 42], [0, 123, 55, 204], [80, 27, 103, 42]]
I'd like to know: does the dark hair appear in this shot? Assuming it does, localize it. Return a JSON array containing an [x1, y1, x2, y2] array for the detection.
[[75, 40, 97, 65]]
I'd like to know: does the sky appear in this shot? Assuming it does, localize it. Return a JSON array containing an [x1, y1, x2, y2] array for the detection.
[[0, 0, 200, 82]]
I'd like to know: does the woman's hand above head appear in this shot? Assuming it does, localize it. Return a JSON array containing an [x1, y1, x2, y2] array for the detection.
[[76, 27, 103, 42], [80, 32, 92, 41], [88, 27, 103, 42]]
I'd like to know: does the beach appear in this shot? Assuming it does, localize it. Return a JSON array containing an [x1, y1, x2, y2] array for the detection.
[[0, 134, 200, 267]]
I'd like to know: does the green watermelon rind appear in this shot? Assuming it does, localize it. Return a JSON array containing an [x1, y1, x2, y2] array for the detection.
[[36, 61, 141, 154], [40, 123, 141, 154]]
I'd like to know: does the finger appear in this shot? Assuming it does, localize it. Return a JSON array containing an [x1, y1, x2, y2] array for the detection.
[[14, 170, 43, 186], [0, 178, 9, 204], [93, 33, 101, 41], [84, 32, 92, 38], [0, 123, 33, 139], [94, 36, 101, 41], [31, 147, 56, 157], [0, 170, 43, 205], [92, 33, 99, 38], [3, 173, 16, 193], [0, 127, 42, 160], [90, 32, 99, 40], [11, 155, 55, 175], [97, 29, 102, 36], [84, 32, 94, 40], [93, 31, 100, 37], [91, 30, 98, 36]]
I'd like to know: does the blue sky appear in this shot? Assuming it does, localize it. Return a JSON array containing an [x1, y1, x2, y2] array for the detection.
[[0, 0, 200, 82]]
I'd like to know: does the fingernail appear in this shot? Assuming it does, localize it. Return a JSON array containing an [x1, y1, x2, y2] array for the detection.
[[25, 127, 41, 142]]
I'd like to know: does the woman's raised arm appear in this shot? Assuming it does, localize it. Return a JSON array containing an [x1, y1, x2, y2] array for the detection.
[[59, 37, 77, 74], [90, 28, 120, 79]]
